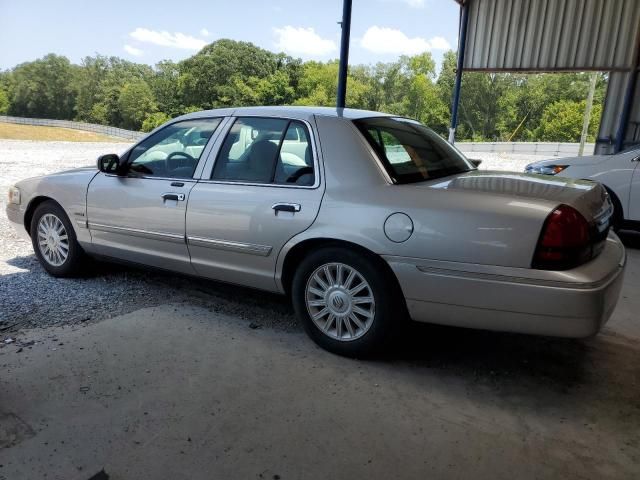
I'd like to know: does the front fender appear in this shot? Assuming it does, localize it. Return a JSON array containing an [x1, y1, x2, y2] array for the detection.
[[16, 169, 98, 246]]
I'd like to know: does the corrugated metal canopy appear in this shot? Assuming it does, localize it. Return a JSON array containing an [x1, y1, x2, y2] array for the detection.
[[462, 0, 640, 72]]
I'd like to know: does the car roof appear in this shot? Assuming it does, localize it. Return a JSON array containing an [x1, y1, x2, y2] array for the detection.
[[175, 106, 394, 122]]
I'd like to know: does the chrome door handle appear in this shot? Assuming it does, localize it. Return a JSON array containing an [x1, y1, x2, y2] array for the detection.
[[162, 193, 185, 201], [272, 203, 301, 213]]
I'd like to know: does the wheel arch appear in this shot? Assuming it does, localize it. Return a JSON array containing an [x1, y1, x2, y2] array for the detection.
[[24, 196, 64, 236], [279, 237, 405, 303], [602, 184, 625, 221]]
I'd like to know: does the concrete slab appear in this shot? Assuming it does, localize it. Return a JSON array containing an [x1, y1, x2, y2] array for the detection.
[[1, 272, 639, 480]]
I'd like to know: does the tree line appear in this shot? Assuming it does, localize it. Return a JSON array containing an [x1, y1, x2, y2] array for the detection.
[[0, 39, 605, 141]]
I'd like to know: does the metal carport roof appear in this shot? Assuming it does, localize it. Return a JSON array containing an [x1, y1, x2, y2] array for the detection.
[[335, 0, 640, 154]]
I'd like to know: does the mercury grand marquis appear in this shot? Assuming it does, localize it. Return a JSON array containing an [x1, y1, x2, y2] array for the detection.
[[6, 107, 626, 356]]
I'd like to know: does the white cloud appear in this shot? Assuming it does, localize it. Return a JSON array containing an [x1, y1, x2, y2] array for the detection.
[[200, 28, 210, 37], [273, 26, 337, 56], [129, 27, 207, 50], [360, 26, 451, 55], [382, 0, 425, 8], [399, 0, 425, 7], [123, 44, 144, 57], [428, 36, 452, 50]]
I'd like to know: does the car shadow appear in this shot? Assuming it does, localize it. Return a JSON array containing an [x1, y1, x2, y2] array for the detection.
[[1, 253, 295, 332], [3, 243, 640, 418]]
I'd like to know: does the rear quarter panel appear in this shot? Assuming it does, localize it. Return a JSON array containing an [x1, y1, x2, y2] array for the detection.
[[278, 115, 554, 274]]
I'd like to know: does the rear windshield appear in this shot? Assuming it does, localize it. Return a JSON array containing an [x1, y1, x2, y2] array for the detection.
[[354, 117, 474, 184]]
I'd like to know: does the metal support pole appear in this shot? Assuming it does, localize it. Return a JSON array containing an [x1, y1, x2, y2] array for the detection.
[[615, 29, 640, 152], [336, 0, 352, 109], [579, 72, 598, 156], [449, 1, 470, 144]]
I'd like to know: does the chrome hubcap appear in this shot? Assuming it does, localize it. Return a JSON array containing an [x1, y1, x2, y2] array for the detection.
[[305, 262, 375, 342], [37, 213, 69, 267]]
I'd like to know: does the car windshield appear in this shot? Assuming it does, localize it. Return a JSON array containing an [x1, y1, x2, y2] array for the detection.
[[354, 117, 475, 184]]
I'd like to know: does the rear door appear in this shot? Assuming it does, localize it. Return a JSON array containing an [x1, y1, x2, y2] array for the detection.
[[86, 117, 224, 273], [186, 116, 323, 291]]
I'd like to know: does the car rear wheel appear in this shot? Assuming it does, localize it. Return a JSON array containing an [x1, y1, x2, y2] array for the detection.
[[30, 201, 85, 277], [292, 247, 401, 357]]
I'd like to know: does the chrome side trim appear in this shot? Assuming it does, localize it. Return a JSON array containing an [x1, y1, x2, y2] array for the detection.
[[415, 264, 623, 290], [187, 236, 272, 257], [88, 222, 185, 243], [75, 219, 88, 228]]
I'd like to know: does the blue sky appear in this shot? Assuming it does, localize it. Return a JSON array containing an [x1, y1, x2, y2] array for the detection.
[[0, 0, 460, 70]]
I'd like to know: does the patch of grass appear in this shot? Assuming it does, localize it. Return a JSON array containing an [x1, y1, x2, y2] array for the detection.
[[0, 122, 124, 142]]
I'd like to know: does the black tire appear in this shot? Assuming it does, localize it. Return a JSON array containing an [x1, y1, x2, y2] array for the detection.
[[30, 200, 85, 277], [291, 247, 403, 357], [605, 187, 624, 232]]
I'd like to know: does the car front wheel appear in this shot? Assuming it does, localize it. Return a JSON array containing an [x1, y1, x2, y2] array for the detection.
[[292, 247, 401, 357], [30, 201, 85, 277]]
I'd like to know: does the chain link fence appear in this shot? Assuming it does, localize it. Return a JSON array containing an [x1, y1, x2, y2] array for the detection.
[[0, 115, 144, 141]]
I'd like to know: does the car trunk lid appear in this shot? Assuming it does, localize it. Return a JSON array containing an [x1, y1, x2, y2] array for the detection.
[[429, 170, 614, 267], [435, 170, 611, 226]]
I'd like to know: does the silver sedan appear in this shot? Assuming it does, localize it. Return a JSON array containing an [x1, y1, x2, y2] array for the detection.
[[6, 107, 626, 356]]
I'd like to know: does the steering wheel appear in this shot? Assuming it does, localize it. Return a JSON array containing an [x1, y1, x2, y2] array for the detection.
[[286, 166, 314, 184], [166, 151, 196, 173]]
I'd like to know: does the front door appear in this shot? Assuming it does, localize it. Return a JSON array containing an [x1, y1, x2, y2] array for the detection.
[[86, 117, 223, 273], [186, 116, 323, 291]]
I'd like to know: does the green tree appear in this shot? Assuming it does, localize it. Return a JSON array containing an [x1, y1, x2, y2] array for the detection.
[[149, 60, 182, 116], [294, 61, 370, 107], [118, 79, 158, 130], [179, 39, 287, 108], [0, 42, 610, 140], [141, 111, 171, 132], [7, 54, 76, 119], [0, 87, 9, 114], [74, 55, 155, 125], [536, 100, 602, 142]]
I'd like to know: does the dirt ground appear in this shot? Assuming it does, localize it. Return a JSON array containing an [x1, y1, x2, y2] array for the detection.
[[0, 123, 123, 142]]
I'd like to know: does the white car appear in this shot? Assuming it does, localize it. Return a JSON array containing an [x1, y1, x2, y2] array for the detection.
[[525, 145, 640, 230]]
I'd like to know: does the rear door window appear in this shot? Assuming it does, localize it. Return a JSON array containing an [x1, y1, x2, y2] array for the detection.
[[355, 117, 474, 183], [212, 117, 315, 186]]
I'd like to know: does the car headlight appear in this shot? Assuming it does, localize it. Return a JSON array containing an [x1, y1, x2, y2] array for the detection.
[[8, 186, 21, 205], [524, 164, 568, 175]]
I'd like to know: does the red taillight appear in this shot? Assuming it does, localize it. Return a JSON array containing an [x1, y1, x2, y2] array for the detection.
[[533, 205, 592, 270]]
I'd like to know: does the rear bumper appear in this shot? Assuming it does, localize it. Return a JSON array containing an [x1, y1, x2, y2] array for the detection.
[[384, 233, 626, 338]]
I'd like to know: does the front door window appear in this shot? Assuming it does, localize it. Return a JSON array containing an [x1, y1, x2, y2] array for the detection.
[[128, 118, 222, 179]]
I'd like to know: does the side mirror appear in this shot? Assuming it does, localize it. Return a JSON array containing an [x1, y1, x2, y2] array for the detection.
[[97, 154, 122, 174], [470, 159, 482, 168]]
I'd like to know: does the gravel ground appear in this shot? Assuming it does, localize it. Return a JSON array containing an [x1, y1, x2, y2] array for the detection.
[[0, 139, 560, 334], [0, 140, 296, 334]]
